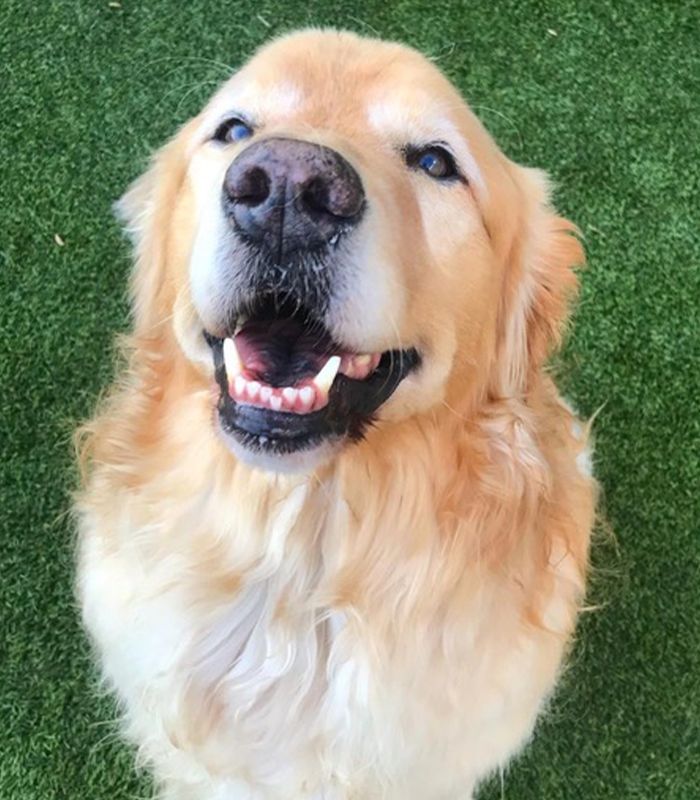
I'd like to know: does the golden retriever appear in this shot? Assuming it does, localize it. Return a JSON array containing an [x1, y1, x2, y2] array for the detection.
[[76, 29, 596, 800]]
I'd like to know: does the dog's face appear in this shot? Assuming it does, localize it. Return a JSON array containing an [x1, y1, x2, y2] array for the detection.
[[121, 30, 581, 472]]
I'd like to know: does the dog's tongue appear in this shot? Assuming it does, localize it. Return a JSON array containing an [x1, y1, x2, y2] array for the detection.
[[234, 317, 334, 387]]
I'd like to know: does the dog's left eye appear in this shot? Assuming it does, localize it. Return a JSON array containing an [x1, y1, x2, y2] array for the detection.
[[213, 117, 254, 144], [406, 145, 458, 180]]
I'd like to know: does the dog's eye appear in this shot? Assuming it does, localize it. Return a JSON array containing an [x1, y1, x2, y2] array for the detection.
[[406, 145, 458, 180], [213, 117, 254, 144]]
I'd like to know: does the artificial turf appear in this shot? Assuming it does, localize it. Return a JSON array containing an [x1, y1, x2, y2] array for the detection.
[[2, 1, 698, 798]]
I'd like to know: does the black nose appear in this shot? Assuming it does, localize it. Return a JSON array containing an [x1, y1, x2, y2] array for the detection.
[[222, 138, 365, 256]]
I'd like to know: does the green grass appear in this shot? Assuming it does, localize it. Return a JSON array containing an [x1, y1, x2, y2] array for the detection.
[[2, 1, 698, 798]]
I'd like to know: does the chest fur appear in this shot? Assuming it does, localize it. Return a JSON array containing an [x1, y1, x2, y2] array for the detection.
[[79, 479, 578, 798]]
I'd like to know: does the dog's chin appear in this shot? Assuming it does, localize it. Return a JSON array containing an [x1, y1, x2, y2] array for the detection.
[[215, 415, 343, 473]]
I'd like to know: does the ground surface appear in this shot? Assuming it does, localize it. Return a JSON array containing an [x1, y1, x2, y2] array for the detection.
[[2, 1, 698, 798]]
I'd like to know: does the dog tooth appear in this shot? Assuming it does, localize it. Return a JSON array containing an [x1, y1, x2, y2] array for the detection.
[[353, 353, 377, 379], [282, 387, 298, 407], [247, 380, 261, 401], [233, 314, 249, 335], [223, 337, 242, 379], [312, 355, 341, 394], [260, 386, 273, 404], [298, 386, 315, 411], [234, 375, 246, 398], [270, 394, 282, 412]]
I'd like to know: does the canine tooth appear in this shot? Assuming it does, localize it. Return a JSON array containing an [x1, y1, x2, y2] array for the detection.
[[270, 394, 282, 412], [223, 337, 242, 378], [234, 375, 246, 397], [282, 387, 298, 406], [312, 355, 341, 394], [298, 386, 314, 410]]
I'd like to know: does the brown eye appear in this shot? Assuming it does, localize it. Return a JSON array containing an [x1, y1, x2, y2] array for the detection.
[[406, 145, 458, 180]]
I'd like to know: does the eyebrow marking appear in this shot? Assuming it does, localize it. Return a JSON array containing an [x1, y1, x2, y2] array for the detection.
[[261, 82, 305, 114], [227, 81, 304, 118]]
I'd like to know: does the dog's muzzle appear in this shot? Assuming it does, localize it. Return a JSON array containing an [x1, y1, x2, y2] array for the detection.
[[204, 138, 419, 461]]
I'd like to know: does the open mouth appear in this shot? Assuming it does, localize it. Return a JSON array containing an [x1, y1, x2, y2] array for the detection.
[[206, 296, 420, 456]]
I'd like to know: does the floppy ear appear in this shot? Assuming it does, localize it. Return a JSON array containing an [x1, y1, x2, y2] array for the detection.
[[114, 119, 199, 335], [495, 165, 584, 394]]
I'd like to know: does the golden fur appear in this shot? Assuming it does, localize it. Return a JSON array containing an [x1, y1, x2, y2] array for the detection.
[[76, 29, 596, 800]]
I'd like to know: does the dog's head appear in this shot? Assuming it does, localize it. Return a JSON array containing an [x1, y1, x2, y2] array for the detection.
[[120, 30, 582, 472]]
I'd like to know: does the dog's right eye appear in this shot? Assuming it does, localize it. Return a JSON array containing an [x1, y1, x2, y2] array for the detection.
[[213, 117, 254, 144]]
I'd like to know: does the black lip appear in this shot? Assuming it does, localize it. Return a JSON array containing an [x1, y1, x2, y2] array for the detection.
[[208, 339, 420, 456]]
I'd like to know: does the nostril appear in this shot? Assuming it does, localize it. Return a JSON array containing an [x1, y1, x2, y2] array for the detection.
[[230, 166, 270, 207], [301, 177, 332, 217], [301, 175, 364, 221]]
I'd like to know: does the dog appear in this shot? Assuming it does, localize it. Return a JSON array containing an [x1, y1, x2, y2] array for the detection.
[[76, 29, 596, 800]]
